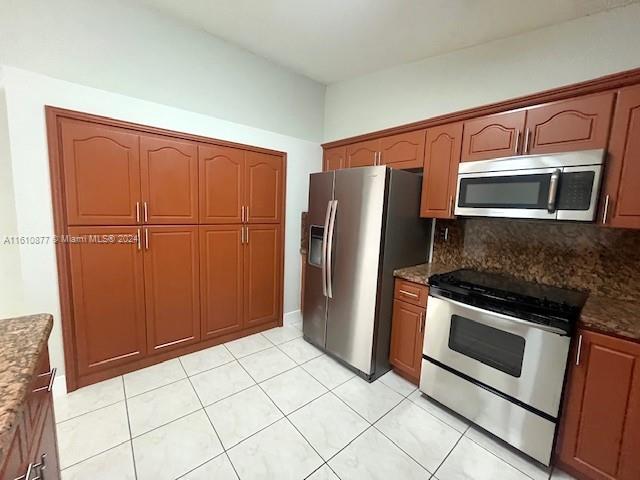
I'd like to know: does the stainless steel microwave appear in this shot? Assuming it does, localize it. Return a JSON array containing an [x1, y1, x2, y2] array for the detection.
[[455, 149, 604, 221]]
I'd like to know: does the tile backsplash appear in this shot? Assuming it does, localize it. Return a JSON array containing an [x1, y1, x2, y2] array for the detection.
[[433, 218, 640, 300]]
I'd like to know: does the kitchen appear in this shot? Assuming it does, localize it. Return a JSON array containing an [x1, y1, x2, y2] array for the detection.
[[1, 2, 640, 480]]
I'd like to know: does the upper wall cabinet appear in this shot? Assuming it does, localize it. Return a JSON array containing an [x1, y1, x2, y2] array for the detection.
[[420, 122, 463, 219], [600, 85, 640, 229], [140, 136, 198, 224], [524, 92, 615, 155], [61, 119, 141, 225], [245, 151, 284, 224], [461, 110, 526, 162], [199, 145, 244, 224], [324, 146, 346, 171], [380, 130, 426, 169], [346, 139, 380, 168]]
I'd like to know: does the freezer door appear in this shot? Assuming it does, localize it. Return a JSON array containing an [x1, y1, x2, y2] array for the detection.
[[326, 166, 387, 374], [302, 171, 334, 349]]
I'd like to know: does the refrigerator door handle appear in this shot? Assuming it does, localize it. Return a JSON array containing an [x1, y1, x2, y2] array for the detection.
[[326, 200, 338, 298], [321, 200, 332, 297]]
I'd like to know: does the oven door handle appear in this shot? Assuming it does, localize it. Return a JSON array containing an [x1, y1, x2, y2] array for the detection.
[[430, 293, 569, 336]]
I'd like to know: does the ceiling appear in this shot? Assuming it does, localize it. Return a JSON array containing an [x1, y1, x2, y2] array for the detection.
[[138, 0, 637, 84]]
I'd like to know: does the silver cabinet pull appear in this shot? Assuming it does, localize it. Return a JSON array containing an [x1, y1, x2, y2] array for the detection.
[[246, 206, 249, 222], [576, 334, 583, 366], [547, 169, 561, 213], [419, 311, 425, 333], [524, 128, 531, 154], [135, 202, 140, 223], [602, 194, 610, 224], [241, 206, 245, 223], [241, 226, 245, 244], [137, 228, 141, 251], [245, 226, 249, 244], [514, 129, 521, 154], [14, 462, 34, 480], [449, 196, 454, 217], [33, 368, 56, 393], [398, 289, 419, 298], [143, 202, 149, 222], [144, 229, 149, 250]]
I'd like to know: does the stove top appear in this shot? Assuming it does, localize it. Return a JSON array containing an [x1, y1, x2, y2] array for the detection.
[[429, 269, 588, 333]]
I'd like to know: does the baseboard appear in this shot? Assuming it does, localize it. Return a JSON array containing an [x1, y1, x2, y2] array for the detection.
[[283, 309, 302, 326]]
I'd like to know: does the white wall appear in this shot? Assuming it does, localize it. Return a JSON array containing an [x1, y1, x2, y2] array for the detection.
[[0, 0, 325, 142], [324, 2, 640, 141], [0, 65, 321, 376]]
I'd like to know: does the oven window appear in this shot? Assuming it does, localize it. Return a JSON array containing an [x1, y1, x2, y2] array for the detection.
[[459, 173, 551, 209], [448, 315, 525, 377]]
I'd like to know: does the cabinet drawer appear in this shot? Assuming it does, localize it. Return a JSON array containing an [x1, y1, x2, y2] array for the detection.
[[394, 279, 429, 307]]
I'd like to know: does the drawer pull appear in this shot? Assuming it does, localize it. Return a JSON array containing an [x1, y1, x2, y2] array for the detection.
[[398, 289, 419, 298], [33, 368, 57, 393]]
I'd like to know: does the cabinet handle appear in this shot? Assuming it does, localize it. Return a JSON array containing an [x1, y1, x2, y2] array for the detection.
[[137, 228, 141, 251], [419, 311, 425, 333], [399, 289, 419, 298], [33, 368, 56, 393], [246, 206, 249, 223], [377, 152, 382, 165], [246, 227, 249, 244], [14, 462, 34, 480], [143, 202, 148, 223], [241, 226, 245, 244], [576, 334, 583, 366], [241, 206, 245, 223], [449, 196, 454, 217], [514, 129, 521, 154], [144, 229, 149, 250], [135, 202, 140, 223], [524, 128, 531, 154], [602, 194, 610, 225]]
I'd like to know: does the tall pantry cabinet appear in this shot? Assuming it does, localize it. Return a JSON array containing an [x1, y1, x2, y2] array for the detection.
[[48, 108, 285, 391]]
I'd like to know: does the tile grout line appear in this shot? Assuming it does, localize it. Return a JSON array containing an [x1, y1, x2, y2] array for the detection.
[[122, 376, 139, 480], [432, 424, 470, 477]]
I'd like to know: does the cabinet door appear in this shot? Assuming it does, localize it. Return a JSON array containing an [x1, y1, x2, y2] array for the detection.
[[199, 144, 244, 224], [461, 110, 526, 162], [379, 130, 426, 169], [389, 299, 424, 383], [0, 417, 27, 480], [140, 135, 198, 224], [68, 226, 146, 376], [244, 225, 282, 328], [420, 123, 463, 219], [31, 398, 61, 480], [245, 151, 284, 224], [346, 139, 380, 168], [525, 92, 614, 155], [61, 119, 141, 225], [601, 85, 640, 229], [143, 226, 200, 354], [558, 330, 640, 480], [200, 225, 244, 339], [324, 146, 346, 171]]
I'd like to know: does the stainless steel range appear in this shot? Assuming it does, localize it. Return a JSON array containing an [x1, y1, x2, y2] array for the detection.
[[420, 269, 587, 466]]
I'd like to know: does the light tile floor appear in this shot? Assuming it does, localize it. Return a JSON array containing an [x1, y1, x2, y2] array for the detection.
[[53, 321, 577, 480]]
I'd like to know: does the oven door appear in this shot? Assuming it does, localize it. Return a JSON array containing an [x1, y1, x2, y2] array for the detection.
[[423, 294, 570, 418]]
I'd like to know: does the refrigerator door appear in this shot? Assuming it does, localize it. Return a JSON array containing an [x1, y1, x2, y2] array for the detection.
[[326, 166, 387, 375], [303, 171, 334, 349]]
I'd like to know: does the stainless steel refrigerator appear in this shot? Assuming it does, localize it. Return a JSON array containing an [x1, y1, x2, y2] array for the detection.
[[303, 166, 429, 381]]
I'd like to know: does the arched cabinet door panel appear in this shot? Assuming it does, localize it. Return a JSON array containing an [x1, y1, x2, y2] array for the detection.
[[324, 146, 346, 171], [245, 151, 284, 224], [61, 120, 141, 225], [461, 110, 526, 162], [199, 144, 244, 224], [346, 139, 380, 168], [380, 130, 426, 169]]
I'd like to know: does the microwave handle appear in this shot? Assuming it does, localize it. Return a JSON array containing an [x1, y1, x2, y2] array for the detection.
[[547, 169, 561, 213]]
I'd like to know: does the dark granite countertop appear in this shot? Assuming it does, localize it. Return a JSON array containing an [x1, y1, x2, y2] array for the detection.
[[0, 314, 53, 463], [394, 263, 640, 342]]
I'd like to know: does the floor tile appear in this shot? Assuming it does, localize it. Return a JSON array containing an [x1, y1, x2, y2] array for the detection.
[[289, 392, 369, 461], [436, 436, 530, 480], [377, 370, 417, 397], [291, 319, 303, 331], [302, 355, 355, 389], [260, 367, 327, 414], [190, 361, 255, 406], [278, 337, 323, 364], [408, 390, 469, 433], [127, 378, 201, 436], [238, 347, 296, 382], [133, 410, 223, 480], [123, 358, 186, 397], [306, 464, 340, 480], [334, 377, 403, 423], [54, 376, 124, 423], [329, 427, 427, 480], [180, 453, 239, 479], [225, 333, 272, 358], [376, 400, 461, 473], [180, 344, 234, 376], [227, 418, 322, 480], [551, 468, 578, 479], [61, 442, 135, 480], [56, 401, 130, 469], [262, 325, 303, 345], [465, 426, 551, 480], [205, 385, 283, 449]]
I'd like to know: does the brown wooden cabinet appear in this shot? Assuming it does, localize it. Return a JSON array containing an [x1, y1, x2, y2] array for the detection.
[[245, 151, 284, 224], [0, 412, 27, 480], [200, 225, 244, 339], [199, 144, 245, 224], [600, 85, 640, 229], [143, 226, 200, 354], [557, 329, 640, 480], [461, 110, 526, 162], [68, 226, 147, 377], [379, 130, 426, 169], [525, 92, 615, 155], [140, 135, 198, 224], [324, 146, 346, 171], [61, 119, 141, 225], [346, 139, 380, 168], [420, 122, 463, 219]]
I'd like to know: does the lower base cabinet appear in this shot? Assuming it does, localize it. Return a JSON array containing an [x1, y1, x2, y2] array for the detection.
[[556, 329, 640, 480]]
